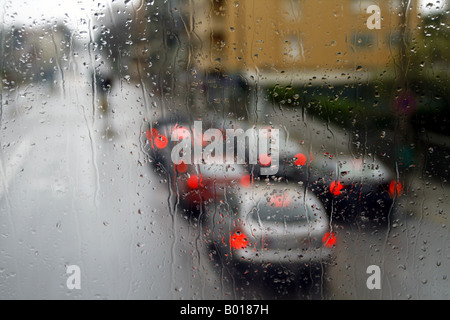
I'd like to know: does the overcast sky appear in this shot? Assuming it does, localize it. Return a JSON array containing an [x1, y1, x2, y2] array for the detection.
[[0, 0, 447, 29], [0, 0, 139, 30]]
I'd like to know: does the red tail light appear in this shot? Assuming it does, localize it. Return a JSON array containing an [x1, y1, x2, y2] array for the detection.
[[294, 153, 307, 166], [240, 174, 252, 188], [230, 230, 249, 250], [330, 181, 344, 196], [388, 180, 404, 198], [259, 153, 272, 167], [154, 134, 168, 149], [146, 127, 168, 149], [187, 174, 203, 189], [322, 232, 336, 248], [175, 161, 188, 173]]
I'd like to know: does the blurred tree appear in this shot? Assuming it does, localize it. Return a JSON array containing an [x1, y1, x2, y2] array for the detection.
[[95, 0, 186, 95]]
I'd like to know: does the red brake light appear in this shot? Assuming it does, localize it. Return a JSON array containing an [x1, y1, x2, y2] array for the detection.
[[259, 153, 272, 167], [187, 174, 202, 189], [322, 232, 336, 248], [330, 180, 344, 196], [231, 230, 249, 250], [388, 180, 404, 197], [294, 153, 307, 166], [154, 135, 168, 149], [240, 174, 252, 188], [175, 161, 188, 173]]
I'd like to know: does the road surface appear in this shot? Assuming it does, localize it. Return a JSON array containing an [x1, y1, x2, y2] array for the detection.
[[0, 71, 448, 300]]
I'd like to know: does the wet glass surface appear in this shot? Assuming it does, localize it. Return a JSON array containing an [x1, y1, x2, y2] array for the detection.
[[0, 0, 448, 300]]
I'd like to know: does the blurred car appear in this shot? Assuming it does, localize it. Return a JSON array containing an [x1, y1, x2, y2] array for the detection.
[[247, 123, 400, 224], [143, 116, 251, 221], [145, 113, 401, 226], [204, 182, 334, 292]]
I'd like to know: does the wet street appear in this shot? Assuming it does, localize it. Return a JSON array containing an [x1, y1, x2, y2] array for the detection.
[[0, 69, 448, 300]]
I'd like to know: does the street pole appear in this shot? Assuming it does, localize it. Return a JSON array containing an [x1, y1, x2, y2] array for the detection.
[[394, 0, 418, 186]]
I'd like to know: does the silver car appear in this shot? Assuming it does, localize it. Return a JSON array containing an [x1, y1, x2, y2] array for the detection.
[[204, 182, 334, 293]]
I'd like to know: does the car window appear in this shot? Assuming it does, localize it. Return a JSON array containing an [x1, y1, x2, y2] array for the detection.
[[252, 203, 314, 224], [0, 0, 448, 301]]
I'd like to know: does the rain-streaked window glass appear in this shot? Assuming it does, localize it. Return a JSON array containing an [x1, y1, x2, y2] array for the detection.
[[0, 0, 448, 301]]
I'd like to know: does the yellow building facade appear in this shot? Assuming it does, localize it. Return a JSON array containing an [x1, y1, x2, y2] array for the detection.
[[190, 0, 418, 83]]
